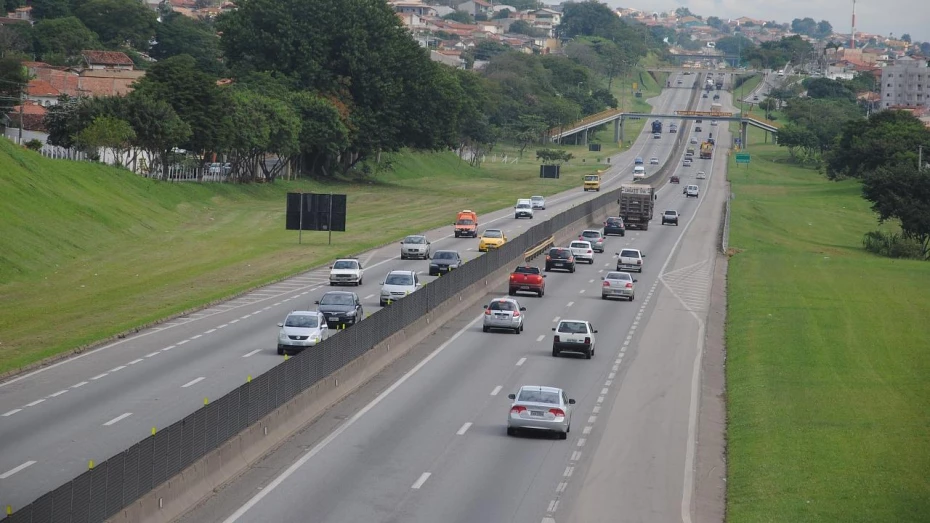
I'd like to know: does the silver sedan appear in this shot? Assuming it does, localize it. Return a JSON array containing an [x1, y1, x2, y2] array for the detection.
[[507, 385, 575, 439], [602, 271, 636, 301], [483, 297, 525, 334], [399, 235, 430, 259]]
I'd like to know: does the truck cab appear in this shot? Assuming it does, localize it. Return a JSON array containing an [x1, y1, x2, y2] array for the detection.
[[453, 210, 478, 238], [632, 165, 646, 180], [583, 174, 601, 192]]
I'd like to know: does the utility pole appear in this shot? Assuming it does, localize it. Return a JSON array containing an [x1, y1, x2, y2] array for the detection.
[[18, 87, 24, 145]]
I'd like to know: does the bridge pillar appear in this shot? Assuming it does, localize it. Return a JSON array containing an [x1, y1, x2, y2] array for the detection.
[[582, 127, 588, 146], [740, 121, 749, 150]]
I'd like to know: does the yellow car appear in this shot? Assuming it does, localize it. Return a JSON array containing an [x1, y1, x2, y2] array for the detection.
[[478, 229, 507, 252], [583, 174, 601, 192]]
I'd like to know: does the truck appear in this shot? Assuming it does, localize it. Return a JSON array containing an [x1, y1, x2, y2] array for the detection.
[[710, 102, 723, 113], [715, 78, 723, 89], [583, 174, 601, 192], [617, 184, 655, 231], [509, 265, 546, 297], [453, 210, 478, 238], [668, 123, 678, 134], [700, 141, 713, 159], [651, 120, 663, 134]]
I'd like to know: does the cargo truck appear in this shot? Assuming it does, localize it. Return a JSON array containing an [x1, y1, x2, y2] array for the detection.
[[700, 142, 713, 159], [710, 102, 723, 113], [617, 184, 655, 231]]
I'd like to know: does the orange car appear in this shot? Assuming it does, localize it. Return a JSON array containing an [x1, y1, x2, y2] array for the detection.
[[453, 210, 478, 238]]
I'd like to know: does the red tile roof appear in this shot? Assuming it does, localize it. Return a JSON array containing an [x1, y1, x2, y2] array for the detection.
[[26, 79, 60, 97], [7, 102, 47, 132], [82, 50, 134, 67]]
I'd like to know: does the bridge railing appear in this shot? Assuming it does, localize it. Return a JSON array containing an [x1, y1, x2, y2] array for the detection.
[[547, 108, 623, 137]]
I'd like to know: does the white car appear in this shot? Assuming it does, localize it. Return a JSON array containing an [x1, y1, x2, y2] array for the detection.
[[633, 165, 646, 179], [697, 171, 706, 179], [568, 240, 595, 264], [400, 235, 430, 260], [329, 258, 364, 286], [649, 157, 659, 165], [514, 199, 534, 219], [616, 248, 645, 273], [531, 195, 546, 210], [690, 137, 698, 144], [710, 120, 718, 126], [683, 158, 692, 167], [277, 311, 329, 355], [380, 270, 420, 306], [551, 319, 598, 359], [507, 385, 575, 439], [483, 297, 526, 334], [685, 184, 700, 197]]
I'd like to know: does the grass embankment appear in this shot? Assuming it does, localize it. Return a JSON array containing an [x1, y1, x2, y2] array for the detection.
[[725, 139, 930, 521], [0, 139, 579, 374]]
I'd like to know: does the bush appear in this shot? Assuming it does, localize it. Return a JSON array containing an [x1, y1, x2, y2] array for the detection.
[[862, 230, 926, 259], [24, 139, 44, 151]]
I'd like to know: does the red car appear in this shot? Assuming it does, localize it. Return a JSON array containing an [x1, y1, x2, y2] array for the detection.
[[670, 175, 680, 183], [509, 265, 546, 297]]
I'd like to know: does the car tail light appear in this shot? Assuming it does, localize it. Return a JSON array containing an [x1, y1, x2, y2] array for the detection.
[[554, 335, 560, 343], [584, 337, 591, 345], [511, 406, 527, 414], [549, 408, 565, 418], [603, 281, 610, 287], [626, 282, 633, 289], [546, 255, 551, 261], [485, 309, 491, 315], [587, 250, 592, 254], [510, 274, 516, 280], [513, 311, 520, 317], [637, 260, 642, 265]]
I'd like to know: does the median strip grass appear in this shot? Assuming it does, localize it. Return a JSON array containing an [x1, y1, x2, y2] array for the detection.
[[0, 139, 582, 374], [725, 142, 930, 521]]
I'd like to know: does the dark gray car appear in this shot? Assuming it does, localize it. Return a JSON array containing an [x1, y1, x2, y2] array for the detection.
[[429, 250, 463, 276], [315, 291, 363, 328]]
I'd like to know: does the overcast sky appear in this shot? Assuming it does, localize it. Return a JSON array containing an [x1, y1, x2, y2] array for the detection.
[[605, 0, 930, 43]]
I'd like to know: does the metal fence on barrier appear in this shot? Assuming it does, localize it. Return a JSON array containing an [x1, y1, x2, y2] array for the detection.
[[2, 188, 620, 523]]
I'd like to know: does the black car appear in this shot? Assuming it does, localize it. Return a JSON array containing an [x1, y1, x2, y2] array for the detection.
[[315, 291, 363, 328], [429, 250, 463, 276], [695, 126, 702, 133], [545, 247, 576, 273], [603, 216, 626, 237]]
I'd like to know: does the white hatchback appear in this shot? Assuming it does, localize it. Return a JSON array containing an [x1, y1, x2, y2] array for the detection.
[[277, 311, 329, 355], [568, 241, 595, 264]]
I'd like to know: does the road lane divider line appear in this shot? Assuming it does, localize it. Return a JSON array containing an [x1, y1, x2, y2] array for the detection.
[[108, 366, 126, 373], [566, 301, 574, 307], [190, 335, 202, 340], [592, 405, 600, 414], [571, 451, 581, 461], [182, 377, 206, 388], [552, 316, 560, 323], [583, 426, 593, 435], [49, 390, 69, 398], [242, 349, 262, 358], [536, 335, 545, 342], [490, 385, 502, 396], [456, 422, 472, 435], [145, 352, 160, 358], [72, 381, 88, 388], [516, 357, 526, 366], [103, 412, 132, 426], [411, 472, 431, 490], [2, 409, 22, 417], [91, 373, 108, 380], [128, 359, 143, 365], [204, 329, 217, 334], [588, 416, 597, 424], [579, 289, 585, 294], [600, 388, 609, 395], [557, 481, 567, 493], [24, 399, 45, 407], [0, 461, 36, 479]]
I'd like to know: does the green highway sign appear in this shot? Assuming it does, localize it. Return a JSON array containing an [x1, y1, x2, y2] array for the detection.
[[735, 153, 751, 164]]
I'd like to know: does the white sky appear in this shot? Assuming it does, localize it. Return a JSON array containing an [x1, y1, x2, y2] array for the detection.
[[605, 0, 930, 43]]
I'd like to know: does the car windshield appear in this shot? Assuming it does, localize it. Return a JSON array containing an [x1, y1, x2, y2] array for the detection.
[[433, 251, 456, 260], [385, 273, 413, 285], [320, 294, 354, 306], [484, 230, 502, 239], [488, 300, 516, 311], [332, 260, 358, 270], [403, 236, 426, 244], [456, 219, 475, 225], [285, 315, 318, 328], [557, 321, 589, 334], [549, 249, 570, 259], [606, 272, 631, 281], [620, 249, 640, 258], [517, 203, 530, 208], [517, 389, 560, 405], [584, 175, 599, 181]]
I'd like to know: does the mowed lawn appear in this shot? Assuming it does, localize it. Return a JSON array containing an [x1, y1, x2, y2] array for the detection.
[[725, 142, 930, 521], [0, 140, 583, 374]]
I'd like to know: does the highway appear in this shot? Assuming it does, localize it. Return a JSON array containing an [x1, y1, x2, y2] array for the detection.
[[174, 81, 732, 523], [0, 78, 705, 510]]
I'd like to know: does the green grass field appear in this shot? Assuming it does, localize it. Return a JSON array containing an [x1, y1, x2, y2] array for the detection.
[[0, 139, 581, 374], [725, 139, 930, 521]]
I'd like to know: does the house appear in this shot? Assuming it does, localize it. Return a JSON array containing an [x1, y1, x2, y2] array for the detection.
[[677, 16, 702, 28], [26, 60, 145, 98], [5, 5, 31, 19], [430, 50, 465, 69], [457, 0, 491, 18], [25, 79, 60, 107], [390, 0, 436, 18], [82, 50, 135, 71], [3, 101, 47, 135]]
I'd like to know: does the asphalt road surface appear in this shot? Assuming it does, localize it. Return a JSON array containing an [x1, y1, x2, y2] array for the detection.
[[0, 79, 706, 510], [174, 84, 731, 523]]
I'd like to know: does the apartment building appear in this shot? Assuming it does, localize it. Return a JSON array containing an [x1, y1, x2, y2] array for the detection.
[[881, 56, 929, 109]]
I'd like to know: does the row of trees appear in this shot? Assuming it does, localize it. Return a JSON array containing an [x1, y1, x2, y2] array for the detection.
[[714, 35, 814, 70], [34, 0, 656, 180]]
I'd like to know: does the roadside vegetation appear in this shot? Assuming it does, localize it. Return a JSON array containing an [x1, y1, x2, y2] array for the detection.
[[0, 140, 582, 374], [725, 135, 930, 522]]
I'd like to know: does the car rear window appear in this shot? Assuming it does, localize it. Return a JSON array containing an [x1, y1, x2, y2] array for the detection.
[[484, 230, 503, 238], [557, 321, 589, 334], [620, 249, 640, 258], [606, 272, 631, 280], [606, 218, 623, 226], [517, 390, 560, 405], [665, 211, 676, 216], [570, 242, 589, 249], [549, 249, 570, 259], [581, 231, 599, 238], [488, 300, 516, 311]]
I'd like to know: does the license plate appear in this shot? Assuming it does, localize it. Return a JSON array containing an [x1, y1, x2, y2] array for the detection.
[[519, 286, 529, 290], [554, 262, 564, 266], [531, 411, 544, 417]]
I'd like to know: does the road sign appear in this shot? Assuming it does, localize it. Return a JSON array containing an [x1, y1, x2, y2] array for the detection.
[[735, 153, 751, 164]]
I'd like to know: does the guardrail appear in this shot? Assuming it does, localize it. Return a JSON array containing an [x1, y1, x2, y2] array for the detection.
[[524, 235, 555, 261], [1, 188, 622, 523]]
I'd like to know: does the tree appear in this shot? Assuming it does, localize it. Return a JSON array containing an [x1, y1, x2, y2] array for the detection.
[[901, 33, 911, 43], [781, 97, 862, 156], [152, 12, 225, 75], [32, 17, 99, 63], [920, 42, 930, 55], [224, 88, 299, 181], [75, 0, 158, 50], [441, 11, 473, 24], [715, 35, 754, 56], [536, 148, 573, 164], [30, 0, 71, 19], [803, 77, 855, 101], [509, 114, 547, 157], [816, 20, 833, 39], [0, 57, 28, 112], [122, 93, 192, 179], [74, 115, 136, 165], [0, 24, 33, 57], [509, 20, 543, 38], [791, 17, 817, 36], [705, 16, 724, 30], [827, 110, 930, 179], [289, 91, 349, 177], [758, 98, 777, 118], [674, 7, 694, 18], [776, 123, 819, 162], [861, 164, 930, 258]]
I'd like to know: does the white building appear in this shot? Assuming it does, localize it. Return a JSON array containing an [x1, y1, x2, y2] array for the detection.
[[881, 56, 930, 109]]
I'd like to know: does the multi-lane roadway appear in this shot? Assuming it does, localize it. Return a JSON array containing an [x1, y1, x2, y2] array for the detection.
[[0, 77, 709, 511], [171, 78, 732, 523]]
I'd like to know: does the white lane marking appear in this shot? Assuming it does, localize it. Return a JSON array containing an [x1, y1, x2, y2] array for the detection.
[[2, 409, 22, 417], [220, 313, 485, 522], [411, 472, 431, 490], [588, 279, 594, 283], [557, 481, 567, 493], [24, 399, 45, 407], [605, 380, 613, 386], [552, 316, 560, 323], [72, 381, 88, 389], [583, 426, 593, 435], [579, 289, 586, 294], [597, 396, 604, 404], [176, 340, 188, 346], [516, 357, 527, 366], [536, 335, 545, 342], [577, 438, 586, 447], [49, 390, 69, 398], [128, 358, 143, 365], [566, 301, 574, 307], [204, 329, 217, 334], [592, 405, 601, 414], [490, 385, 502, 396], [598, 269, 604, 273], [145, 352, 160, 358], [190, 335, 202, 340], [103, 412, 132, 426], [243, 349, 262, 358], [0, 461, 37, 479], [547, 500, 559, 513], [571, 451, 582, 461], [600, 388, 609, 395], [108, 365, 126, 373], [588, 416, 597, 424], [241, 315, 251, 319], [229, 319, 240, 324], [181, 377, 205, 388], [609, 372, 616, 379], [456, 422, 472, 435], [364, 294, 375, 300]]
